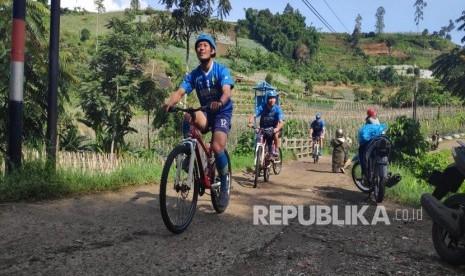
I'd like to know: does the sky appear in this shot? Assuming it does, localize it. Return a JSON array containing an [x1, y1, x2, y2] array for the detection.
[[60, 0, 465, 46]]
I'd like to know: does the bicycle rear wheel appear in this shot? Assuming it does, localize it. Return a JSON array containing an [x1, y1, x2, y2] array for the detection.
[[272, 148, 282, 174], [160, 145, 199, 234], [210, 150, 232, 213], [254, 147, 263, 188]]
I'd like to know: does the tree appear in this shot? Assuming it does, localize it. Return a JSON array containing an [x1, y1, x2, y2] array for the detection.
[[160, 0, 232, 70], [242, 5, 319, 62], [137, 76, 169, 149], [375, 6, 385, 34], [385, 37, 396, 55], [208, 19, 229, 38], [130, 0, 140, 11], [438, 19, 455, 38], [414, 0, 427, 32], [354, 13, 362, 33], [94, 0, 105, 51], [455, 10, 465, 43], [350, 14, 362, 49], [80, 15, 148, 153], [430, 47, 465, 97]]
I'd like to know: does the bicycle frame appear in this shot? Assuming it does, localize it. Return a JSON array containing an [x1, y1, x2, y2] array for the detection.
[[182, 124, 217, 190], [254, 130, 267, 169], [311, 137, 321, 153]]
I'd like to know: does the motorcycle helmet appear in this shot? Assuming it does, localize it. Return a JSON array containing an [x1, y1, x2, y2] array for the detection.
[[367, 108, 375, 117]]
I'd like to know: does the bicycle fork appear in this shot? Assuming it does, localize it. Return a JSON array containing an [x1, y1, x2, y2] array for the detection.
[[180, 138, 197, 190], [254, 144, 265, 169]]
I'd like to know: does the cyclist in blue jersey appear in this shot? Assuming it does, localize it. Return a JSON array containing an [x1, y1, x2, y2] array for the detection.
[[163, 33, 234, 208], [247, 90, 284, 156], [309, 113, 326, 156]]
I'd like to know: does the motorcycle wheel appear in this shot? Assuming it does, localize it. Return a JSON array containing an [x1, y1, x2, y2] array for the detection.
[[431, 193, 465, 266], [351, 161, 371, 193]]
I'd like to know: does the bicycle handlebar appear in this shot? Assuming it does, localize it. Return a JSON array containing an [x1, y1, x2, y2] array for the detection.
[[247, 125, 274, 132], [168, 106, 207, 114]]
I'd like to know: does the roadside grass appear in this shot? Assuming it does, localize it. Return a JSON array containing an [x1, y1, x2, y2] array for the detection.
[[386, 149, 464, 206], [386, 165, 433, 207], [0, 151, 274, 203], [0, 158, 163, 203]]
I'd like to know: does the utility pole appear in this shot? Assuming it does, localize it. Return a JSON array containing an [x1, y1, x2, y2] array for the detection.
[[7, 0, 27, 171], [46, 0, 61, 169]]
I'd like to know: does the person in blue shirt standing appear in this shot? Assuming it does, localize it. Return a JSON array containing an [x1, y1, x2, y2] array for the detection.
[[163, 33, 234, 208], [248, 90, 284, 156], [309, 113, 326, 156]]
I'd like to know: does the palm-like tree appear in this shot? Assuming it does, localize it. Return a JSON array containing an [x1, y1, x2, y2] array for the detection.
[[430, 47, 465, 97], [456, 10, 465, 43]]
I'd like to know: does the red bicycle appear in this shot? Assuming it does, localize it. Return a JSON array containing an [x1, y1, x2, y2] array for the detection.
[[159, 106, 232, 234]]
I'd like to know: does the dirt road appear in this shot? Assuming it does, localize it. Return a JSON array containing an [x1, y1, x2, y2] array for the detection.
[[1, 154, 465, 275]]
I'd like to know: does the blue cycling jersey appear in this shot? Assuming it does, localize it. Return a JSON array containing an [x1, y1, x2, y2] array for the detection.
[[255, 104, 284, 128], [180, 61, 234, 115], [310, 119, 325, 136]]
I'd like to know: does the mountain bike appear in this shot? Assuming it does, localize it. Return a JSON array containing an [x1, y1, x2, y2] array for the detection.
[[311, 137, 321, 163], [159, 106, 232, 234], [250, 126, 282, 188]]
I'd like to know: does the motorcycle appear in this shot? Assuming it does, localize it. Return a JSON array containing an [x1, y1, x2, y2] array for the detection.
[[351, 135, 401, 203], [421, 140, 465, 266]]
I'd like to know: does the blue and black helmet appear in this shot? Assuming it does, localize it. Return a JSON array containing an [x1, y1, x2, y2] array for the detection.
[[316, 113, 322, 119]]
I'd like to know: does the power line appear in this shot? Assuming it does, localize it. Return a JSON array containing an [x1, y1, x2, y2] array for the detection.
[[322, 0, 350, 33], [301, 0, 337, 33]]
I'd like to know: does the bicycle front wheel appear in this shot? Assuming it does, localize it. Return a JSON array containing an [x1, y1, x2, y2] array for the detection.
[[313, 144, 319, 163], [160, 145, 199, 234], [254, 146, 263, 188]]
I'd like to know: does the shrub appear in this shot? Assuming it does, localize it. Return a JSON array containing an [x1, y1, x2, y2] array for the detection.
[[387, 116, 429, 162], [80, 28, 91, 42]]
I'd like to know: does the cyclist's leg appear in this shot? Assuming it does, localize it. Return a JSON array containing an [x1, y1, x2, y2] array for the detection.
[[211, 113, 231, 207], [273, 130, 282, 156], [318, 136, 323, 155], [182, 111, 208, 137]]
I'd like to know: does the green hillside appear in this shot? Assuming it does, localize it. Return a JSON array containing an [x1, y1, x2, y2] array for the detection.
[[60, 10, 456, 78]]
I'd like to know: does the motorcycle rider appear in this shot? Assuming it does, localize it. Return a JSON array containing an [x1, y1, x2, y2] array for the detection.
[[366, 108, 380, 125], [358, 108, 383, 182]]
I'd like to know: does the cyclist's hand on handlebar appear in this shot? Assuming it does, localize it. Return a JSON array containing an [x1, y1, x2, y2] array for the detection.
[[209, 101, 223, 111]]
